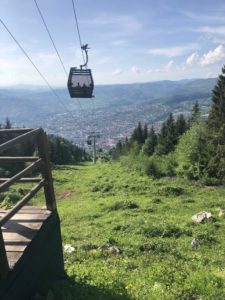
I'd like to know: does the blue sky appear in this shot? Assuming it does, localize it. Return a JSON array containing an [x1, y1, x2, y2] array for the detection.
[[0, 0, 225, 86]]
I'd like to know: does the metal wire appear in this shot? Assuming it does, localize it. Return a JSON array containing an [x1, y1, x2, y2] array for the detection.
[[34, 0, 68, 76], [71, 0, 85, 64], [0, 17, 85, 136]]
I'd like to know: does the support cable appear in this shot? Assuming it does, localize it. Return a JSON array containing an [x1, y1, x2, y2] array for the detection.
[[0, 17, 85, 137], [34, 0, 68, 76], [71, 0, 85, 64], [33, 0, 87, 118]]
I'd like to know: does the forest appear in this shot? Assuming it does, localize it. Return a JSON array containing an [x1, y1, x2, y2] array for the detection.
[[110, 66, 225, 185]]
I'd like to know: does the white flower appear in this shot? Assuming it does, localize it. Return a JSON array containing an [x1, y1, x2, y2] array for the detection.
[[64, 244, 75, 253]]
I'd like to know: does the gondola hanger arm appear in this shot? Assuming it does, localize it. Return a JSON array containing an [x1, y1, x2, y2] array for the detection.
[[80, 44, 90, 68]]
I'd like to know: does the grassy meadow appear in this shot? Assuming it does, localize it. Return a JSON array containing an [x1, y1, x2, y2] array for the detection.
[[25, 162, 225, 299]]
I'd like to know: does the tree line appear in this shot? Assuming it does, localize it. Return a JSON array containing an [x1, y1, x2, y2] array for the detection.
[[110, 66, 225, 183], [0, 120, 89, 176]]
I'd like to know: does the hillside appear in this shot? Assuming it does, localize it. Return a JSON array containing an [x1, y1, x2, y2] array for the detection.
[[33, 161, 225, 300], [0, 78, 216, 147]]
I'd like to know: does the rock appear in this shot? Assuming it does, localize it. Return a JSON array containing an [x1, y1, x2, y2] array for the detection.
[[64, 244, 75, 253], [191, 211, 212, 223], [191, 238, 200, 248], [218, 209, 225, 217], [98, 244, 122, 254]]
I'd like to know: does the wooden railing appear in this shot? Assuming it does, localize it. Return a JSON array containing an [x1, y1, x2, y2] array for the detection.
[[0, 128, 56, 279]]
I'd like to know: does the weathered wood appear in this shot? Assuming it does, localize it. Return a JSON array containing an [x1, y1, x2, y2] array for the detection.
[[0, 229, 10, 280], [0, 157, 39, 162], [0, 129, 33, 134], [0, 178, 42, 183], [0, 128, 41, 154], [0, 180, 45, 227], [0, 159, 43, 193], [0, 206, 51, 270], [0, 210, 64, 300], [37, 131, 56, 211]]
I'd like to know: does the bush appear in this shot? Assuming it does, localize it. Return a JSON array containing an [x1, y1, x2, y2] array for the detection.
[[158, 186, 185, 196], [107, 200, 139, 211], [145, 159, 163, 178], [200, 177, 222, 186]]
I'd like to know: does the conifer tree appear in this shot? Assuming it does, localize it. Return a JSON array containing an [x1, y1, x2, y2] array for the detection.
[[190, 101, 200, 124], [208, 66, 225, 129], [131, 122, 144, 144], [176, 114, 187, 135], [142, 126, 157, 156], [156, 113, 177, 155], [143, 123, 148, 141]]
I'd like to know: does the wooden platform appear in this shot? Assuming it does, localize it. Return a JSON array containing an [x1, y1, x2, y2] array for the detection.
[[0, 206, 51, 269]]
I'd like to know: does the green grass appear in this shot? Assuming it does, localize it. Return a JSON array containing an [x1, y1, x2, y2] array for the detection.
[[31, 162, 225, 299]]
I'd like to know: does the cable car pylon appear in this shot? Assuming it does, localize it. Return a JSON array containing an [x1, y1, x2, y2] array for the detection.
[[87, 132, 101, 164]]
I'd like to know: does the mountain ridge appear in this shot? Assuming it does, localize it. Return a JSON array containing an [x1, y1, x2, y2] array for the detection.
[[0, 78, 217, 147]]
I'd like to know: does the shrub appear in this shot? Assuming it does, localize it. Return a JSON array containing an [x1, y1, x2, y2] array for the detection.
[[107, 200, 139, 211], [158, 186, 185, 196], [200, 177, 222, 186], [145, 159, 163, 178]]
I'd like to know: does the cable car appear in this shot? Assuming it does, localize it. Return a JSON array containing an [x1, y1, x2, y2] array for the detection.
[[68, 44, 94, 98], [87, 139, 92, 145]]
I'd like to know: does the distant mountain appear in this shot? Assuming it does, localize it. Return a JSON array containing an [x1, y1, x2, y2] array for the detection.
[[0, 78, 216, 147]]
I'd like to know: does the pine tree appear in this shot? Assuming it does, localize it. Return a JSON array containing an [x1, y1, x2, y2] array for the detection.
[[142, 126, 157, 156], [156, 113, 177, 155], [208, 66, 225, 129], [130, 122, 144, 144], [143, 123, 148, 141], [4, 117, 12, 129], [190, 101, 200, 124], [176, 114, 187, 136]]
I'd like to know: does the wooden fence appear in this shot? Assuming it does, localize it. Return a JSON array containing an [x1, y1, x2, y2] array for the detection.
[[0, 128, 56, 279]]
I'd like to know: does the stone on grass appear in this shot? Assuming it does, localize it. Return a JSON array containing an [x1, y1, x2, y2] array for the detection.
[[98, 244, 122, 254], [64, 244, 75, 253], [191, 211, 212, 223], [218, 209, 225, 217], [191, 238, 200, 248]]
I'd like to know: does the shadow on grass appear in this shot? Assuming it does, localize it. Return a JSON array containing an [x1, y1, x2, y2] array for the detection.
[[33, 277, 131, 300]]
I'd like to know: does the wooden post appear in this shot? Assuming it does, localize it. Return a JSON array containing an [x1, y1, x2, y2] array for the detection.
[[37, 130, 56, 211], [0, 229, 9, 280]]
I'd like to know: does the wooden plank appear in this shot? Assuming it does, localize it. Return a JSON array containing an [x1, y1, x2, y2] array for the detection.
[[0, 128, 33, 134], [0, 159, 42, 193], [0, 229, 10, 279], [37, 132, 56, 211], [0, 206, 50, 270], [0, 157, 39, 162], [0, 178, 42, 183], [0, 128, 41, 154], [0, 180, 45, 227]]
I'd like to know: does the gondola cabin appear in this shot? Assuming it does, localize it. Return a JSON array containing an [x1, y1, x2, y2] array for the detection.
[[68, 67, 94, 98], [87, 139, 92, 145]]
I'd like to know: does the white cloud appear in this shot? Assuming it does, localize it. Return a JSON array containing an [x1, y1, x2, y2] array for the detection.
[[147, 44, 199, 57], [197, 26, 225, 35], [186, 52, 199, 65], [131, 66, 140, 73], [93, 15, 142, 32], [165, 60, 174, 72], [200, 45, 225, 65], [113, 69, 123, 75]]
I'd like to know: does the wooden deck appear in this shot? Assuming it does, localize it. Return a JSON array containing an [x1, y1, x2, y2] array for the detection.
[[0, 206, 51, 269]]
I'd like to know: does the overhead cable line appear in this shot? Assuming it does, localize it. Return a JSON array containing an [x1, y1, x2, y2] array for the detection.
[[0, 18, 62, 100], [34, 0, 93, 134], [71, 0, 85, 64], [33, 0, 89, 126], [34, 0, 68, 76], [71, 0, 97, 140], [0, 17, 85, 134]]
